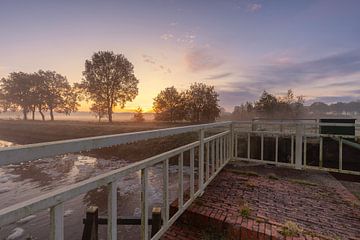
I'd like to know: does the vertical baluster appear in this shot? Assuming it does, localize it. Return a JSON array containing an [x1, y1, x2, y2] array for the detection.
[[190, 148, 195, 198], [339, 137, 343, 171], [206, 142, 210, 181], [178, 153, 184, 209], [234, 134, 238, 158], [199, 129, 204, 191], [216, 138, 220, 170], [220, 137, 223, 166], [303, 136, 307, 166], [247, 133, 251, 160], [291, 135, 294, 164], [141, 168, 149, 240], [108, 182, 117, 240], [163, 159, 169, 225], [261, 133, 264, 161], [230, 123, 234, 159], [275, 135, 278, 164], [211, 140, 215, 175], [319, 137, 323, 168], [50, 203, 64, 240]]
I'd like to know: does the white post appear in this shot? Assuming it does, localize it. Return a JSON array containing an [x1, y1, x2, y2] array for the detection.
[[190, 148, 195, 198], [211, 141, 215, 175], [339, 137, 343, 171], [230, 123, 234, 159], [199, 129, 204, 191], [260, 133, 264, 161], [107, 182, 117, 240], [206, 142, 210, 180], [141, 168, 149, 240], [163, 159, 169, 225], [178, 153, 184, 209], [295, 124, 304, 170], [50, 203, 64, 240]]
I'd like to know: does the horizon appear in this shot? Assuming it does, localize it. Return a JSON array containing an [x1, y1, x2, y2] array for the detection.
[[1, 0, 360, 112]]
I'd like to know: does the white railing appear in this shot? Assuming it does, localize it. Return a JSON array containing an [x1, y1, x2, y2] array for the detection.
[[0, 122, 233, 240], [233, 120, 360, 175], [1, 120, 359, 240]]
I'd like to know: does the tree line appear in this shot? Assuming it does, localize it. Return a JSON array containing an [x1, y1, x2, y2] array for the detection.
[[153, 83, 220, 123], [0, 51, 221, 123], [232, 90, 360, 120], [0, 70, 79, 120], [232, 90, 305, 120]]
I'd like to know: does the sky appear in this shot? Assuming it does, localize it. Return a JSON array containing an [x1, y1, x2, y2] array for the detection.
[[1, 0, 360, 112]]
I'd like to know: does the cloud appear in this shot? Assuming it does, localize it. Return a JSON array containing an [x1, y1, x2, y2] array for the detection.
[[247, 3, 262, 12], [218, 90, 258, 111], [142, 54, 172, 74], [205, 72, 232, 80], [242, 49, 360, 90], [161, 33, 174, 40], [307, 95, 359, 104], [184, 48, 224, 72]]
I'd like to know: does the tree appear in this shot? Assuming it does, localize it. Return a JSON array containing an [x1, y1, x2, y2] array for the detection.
[[183, 83, 220, 122], [38, 70, 78, 120], [254, 91, 278, 117], [133, 107, 145, 122], [0, 72, 34, 120], [153, 86, 183, 122], [81, 51, 139, 122], [90, 102, 108, 122]]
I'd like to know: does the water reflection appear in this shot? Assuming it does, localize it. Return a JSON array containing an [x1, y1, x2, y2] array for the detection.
[[0, 140, 194, 239]]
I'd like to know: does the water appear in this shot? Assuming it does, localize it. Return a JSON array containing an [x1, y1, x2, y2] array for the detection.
[[0, 141, 191, 239]]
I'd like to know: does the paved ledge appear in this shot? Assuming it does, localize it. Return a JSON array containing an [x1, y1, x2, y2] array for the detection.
[[162, 162, 360, 240]]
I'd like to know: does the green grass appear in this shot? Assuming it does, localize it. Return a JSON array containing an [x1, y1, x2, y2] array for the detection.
[[239, 203, 252, 218], [268, 173, 279, 180], [280, 221, 302, 237], [289, 179, 317, 187]]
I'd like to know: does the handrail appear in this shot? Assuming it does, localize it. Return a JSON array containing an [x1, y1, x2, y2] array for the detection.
[[0, 121, 232, 166], [0, 123, 233, 240]]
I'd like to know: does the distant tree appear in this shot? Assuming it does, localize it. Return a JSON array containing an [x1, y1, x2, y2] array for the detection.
[[0, 72, 34, 120], [81, 51, 139, 122], [254, 91, 278, 117], [153, 86, 183, 122], [133, 107, 145, 122], [38, 70, 79, 120], [183, 83, 220, 122], [309, 102, 329, 115], [90, 102, 108, 122]]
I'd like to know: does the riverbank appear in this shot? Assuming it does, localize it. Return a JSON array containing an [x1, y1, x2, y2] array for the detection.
[[0, 120, 198, 161]]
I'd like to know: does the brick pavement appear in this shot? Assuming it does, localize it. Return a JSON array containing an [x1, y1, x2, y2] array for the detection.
[[162, 163, 360, 240]]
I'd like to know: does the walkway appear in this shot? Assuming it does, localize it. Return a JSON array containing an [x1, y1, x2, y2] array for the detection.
[[162, 162, 360, 240]]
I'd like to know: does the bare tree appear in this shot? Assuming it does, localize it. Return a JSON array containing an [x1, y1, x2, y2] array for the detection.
[[81, 51, 139, 122]]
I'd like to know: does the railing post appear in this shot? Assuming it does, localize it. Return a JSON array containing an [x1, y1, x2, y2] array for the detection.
[[151, 207, 162, 237], [230, 123, 234, 160], [50, 203, 64, 240], [199, 128, 205, 191], [141, 168, 149, 240], [295, 123, 304, 170], [82, 206, 99, 240], [107, 182, 117, 240]]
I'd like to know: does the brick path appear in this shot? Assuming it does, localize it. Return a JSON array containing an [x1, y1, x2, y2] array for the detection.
[[162, 163, 360, 240]]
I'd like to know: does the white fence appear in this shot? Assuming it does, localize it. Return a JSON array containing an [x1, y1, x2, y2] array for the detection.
[[0, 122, 233, 240], [1, 120, 360, 240], [233, 120, 360, 175]]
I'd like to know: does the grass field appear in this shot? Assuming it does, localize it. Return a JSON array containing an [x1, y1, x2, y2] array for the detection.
[[0, 120, 199, 161]]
